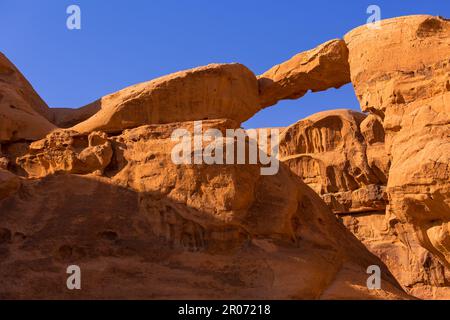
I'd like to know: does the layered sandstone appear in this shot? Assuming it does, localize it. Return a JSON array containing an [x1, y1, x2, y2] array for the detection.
[[279, 109, 388, 215], [70, 64, 260, 133], [0, 121, 408, 299], [0, 53, 56, 142], [258, 39, 351, 108]]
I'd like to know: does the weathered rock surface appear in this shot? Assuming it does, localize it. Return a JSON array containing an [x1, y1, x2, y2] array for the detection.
[[0, 120, 408, 299], [0, 169, 20, 201], [279, 109, 388, 214], [258, 39, 351, 108], [71, 64, 260, 133], [50, 100, 101, 128], [16, 130, 113, 178], [344, 14, 450, 299], [0, 53, 56, 142]]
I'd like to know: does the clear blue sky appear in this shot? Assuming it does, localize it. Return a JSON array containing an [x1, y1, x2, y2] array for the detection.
[[1, 1, 448, 128]]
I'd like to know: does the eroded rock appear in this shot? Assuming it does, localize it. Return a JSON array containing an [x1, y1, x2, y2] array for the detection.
[[0, 53, 56, 142], [345, 14, 450, 299], [279, 109, 388, 214], [258, 39, 351, 108], [0, 120, 408, 299], [17, 130, 113, 178]]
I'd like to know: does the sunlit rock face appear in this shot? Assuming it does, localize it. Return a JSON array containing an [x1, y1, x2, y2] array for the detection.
[[1, 13, 449, 300], [344, 15, 450, 299], [279, 109, 388, 215], [258, 39, 351, 108]]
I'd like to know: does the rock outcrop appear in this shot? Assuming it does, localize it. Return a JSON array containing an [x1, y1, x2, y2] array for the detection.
[[0, 120, 408, 299], [279, 109, 388, 215], [16, 130, 113, 178], [71, 64, 260, 133], [0, 53, 56, 142], [49, 100, 101, 128], [344, 15, 450, 299], [258, 39, 351, 108], [1, 14, 449, 300]]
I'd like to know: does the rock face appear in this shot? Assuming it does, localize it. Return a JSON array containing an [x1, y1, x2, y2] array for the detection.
[[1, 14, 449, 300], [344, 15, 450, 299], [49, 101, 101, 128], [0, 120, 408, 299], [0, 169, 20, 201], [258, 39, 351, 108], [279, 109, 388, 215], [71, 64, 260, 133], [0, 53, 56, 142]]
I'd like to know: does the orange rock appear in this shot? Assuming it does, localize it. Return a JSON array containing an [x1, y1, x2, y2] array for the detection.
[[258, 39, 351, 108], [17, 130, 112, 178], [71, 63, 260, 133], [279, 109, 388, 214], [0, 169, 20, 200], [0, 120, 408, 299], [49, 100, 101, 128], [0, 53, 56, 142], [345, 15, 450, 299]]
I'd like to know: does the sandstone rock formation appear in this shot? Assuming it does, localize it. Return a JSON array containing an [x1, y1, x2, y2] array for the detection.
[[16, 130, 113, 178], [1, 14, 449, 300], [0, 120, 408, 299], [258, 39, 351, 108], [279, 109, 388, 215], [50, 100, 101, 128], [343, 14, 450, 299], [0, 53, 56, 142], [70, 63, 260, 133], [0, 169, 20, 201]]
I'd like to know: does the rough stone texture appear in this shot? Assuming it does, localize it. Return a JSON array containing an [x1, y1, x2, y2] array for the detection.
[[344, 15, 450, 299], [279, 109, 388, 215], [50, 101, 101, 128], [0, 120, 408, 299], [0, 53, 56, 142], [16, 130, 113, 178], [71, 64, 260, 134], [258, 39, 351, 108], [0, 169, 20, 201]]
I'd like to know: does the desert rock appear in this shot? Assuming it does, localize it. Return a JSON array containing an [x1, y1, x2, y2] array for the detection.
[[0, 169, 20, 200], [258, 39, 351, 108], [0, 120, 408, 299], [16, 130, 113, 178], [71, 64, 260, 133], [279, 109, 388, 214], [0, 53, 56, 142], [345, 14, 450, 299]]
